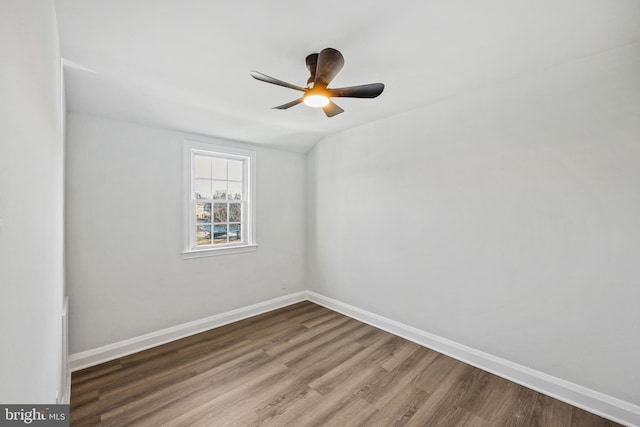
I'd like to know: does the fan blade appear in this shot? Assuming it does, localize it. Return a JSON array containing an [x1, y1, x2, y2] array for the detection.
[[314, 48, 344, 89], [328, 83, 384, 98], [305, 53, 318, 87], [273, 98, 304, 110], [250, 71, 307, 92], [322, 101, 344, 117]]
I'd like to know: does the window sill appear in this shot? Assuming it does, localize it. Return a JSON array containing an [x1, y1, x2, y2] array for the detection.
[[182, 244, 258, 259]]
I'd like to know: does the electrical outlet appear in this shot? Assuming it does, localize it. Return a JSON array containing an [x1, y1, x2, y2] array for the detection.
[[281, 280, 287, 290]]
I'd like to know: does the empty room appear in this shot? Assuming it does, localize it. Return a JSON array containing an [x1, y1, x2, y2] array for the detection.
[[1, 0, 639, 426]]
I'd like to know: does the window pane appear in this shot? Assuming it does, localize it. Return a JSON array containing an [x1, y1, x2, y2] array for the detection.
[[213, 203, 227, 223], [212, 158, 227, 180], [189, 146, 254, 252], [228, 181, 242, 200], [195, 202, 211, 223], [229, 224, 241, 242], [228, 160, 243, 182], [196, 224, 212, 246], [194, 179, 212, 199], [213, 224, 227, 244], [229, 203, 242, 222], [212, 180, 227, 199], [194, 156, 212, 179]]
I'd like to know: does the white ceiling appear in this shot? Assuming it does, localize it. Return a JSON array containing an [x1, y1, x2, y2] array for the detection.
[[55, 0, 640, 153]]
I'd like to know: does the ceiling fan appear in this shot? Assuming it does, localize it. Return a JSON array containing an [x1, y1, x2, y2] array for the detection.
[[250, 48, 384, 117]]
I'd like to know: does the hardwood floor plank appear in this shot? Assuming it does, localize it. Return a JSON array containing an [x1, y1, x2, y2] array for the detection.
[[365, 383, 429, 427], [379, 338, 422, 372], [71, 302, 622, 427], [309, 334, 399, 395], [354, 326, 392, 347], [403, 362, 476, 426], [285, 337, 366, 384], [299, 310, 342, 329], [262, 315, 352, 358], [297, 391, 377, 427], [114, 358, 289, 427], [257, 386, 324, 427], [529, 393, 574, 427], [266, 317, 360, 363], [72, 360, 122, 385], [96, 338, 256, 406], [186, 368, 301, 427], [279, 303, 329, 324], [412, 352, 467, 394], [570, 405, 621, 427], [489, 382, 540, 426], [409, 403, 480, 427], [456, 370, 514, 421], [99, 349, 273, 426], [312, 396, 378, 427], [356, 346, 439, 408]]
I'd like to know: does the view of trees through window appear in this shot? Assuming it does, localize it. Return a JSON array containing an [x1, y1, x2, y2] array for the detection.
[[193, 154, 244, 246]]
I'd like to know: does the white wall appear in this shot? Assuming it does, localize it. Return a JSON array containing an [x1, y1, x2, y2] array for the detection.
[[0, 0, 65, 403], [307, 44, 640, 407], [65, 113, 306, 353]]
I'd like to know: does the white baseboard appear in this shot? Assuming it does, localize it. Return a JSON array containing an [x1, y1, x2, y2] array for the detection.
[[306, 291, 640, 427], [68, 291, 307, 372]]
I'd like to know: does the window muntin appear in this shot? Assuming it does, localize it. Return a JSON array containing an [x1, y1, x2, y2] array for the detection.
[[185, 141, 255, 254]]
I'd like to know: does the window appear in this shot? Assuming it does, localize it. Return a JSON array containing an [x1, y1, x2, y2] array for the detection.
[[184, 140, 256, 257]]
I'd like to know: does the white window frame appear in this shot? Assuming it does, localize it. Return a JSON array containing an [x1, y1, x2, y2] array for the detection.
[[182, 139, 257, 259]]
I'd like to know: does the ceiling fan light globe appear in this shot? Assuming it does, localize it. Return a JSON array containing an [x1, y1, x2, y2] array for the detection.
[[304, 95, 330, 108]]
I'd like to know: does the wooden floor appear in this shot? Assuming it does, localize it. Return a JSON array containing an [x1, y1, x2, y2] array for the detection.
[[71, 301, 620, 426]]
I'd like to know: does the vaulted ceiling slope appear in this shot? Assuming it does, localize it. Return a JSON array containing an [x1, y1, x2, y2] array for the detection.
[[55, 1, 640, 153]]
